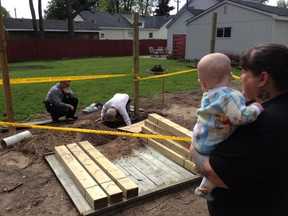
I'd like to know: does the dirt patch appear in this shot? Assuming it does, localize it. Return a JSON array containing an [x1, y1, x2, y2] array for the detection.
[[0, 83, 241, 216]]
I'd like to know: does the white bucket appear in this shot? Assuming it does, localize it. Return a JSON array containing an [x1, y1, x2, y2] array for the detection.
[[1, 130, 32, 148]]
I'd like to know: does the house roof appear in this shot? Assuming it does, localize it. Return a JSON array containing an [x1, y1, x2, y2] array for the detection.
[[4, 18, 102, 32], [166, 8, 203, 28], [230, 0, 288, 17], [123, 14, 174, 29], [166, 0, 219, 28], [187, 0, 288, 24], [79, 11, 132, 28], [79, 11, 174, 29]]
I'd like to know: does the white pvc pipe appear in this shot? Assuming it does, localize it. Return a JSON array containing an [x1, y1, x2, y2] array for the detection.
[[1, 130, 32, 148]]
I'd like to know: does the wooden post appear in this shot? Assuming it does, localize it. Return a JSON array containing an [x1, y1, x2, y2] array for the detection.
[[162, 77, 165, 106], [210, 13, 217, 53], [0, 3, 16, 134], [133, 12, 140, 119]]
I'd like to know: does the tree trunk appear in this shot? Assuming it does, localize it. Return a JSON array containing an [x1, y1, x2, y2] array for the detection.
[[67, 0, 74, 39], [29, 0, 39, 38], [38, 0, 44, 39]]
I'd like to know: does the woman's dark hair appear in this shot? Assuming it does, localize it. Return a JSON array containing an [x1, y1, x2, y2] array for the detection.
[[240, 43, 288, 91]]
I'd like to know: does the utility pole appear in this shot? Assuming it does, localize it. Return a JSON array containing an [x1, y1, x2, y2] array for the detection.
[[174, 0, 181, 13], [14, 8, 17, 18]]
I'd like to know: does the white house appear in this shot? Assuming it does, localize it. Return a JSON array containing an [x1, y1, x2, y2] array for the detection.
[[185, 0, 288, 60], [75, 11, 174, 40], [166, 0, 220, 58]]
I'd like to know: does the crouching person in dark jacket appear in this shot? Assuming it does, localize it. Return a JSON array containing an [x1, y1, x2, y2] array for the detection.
[[44, 80, 78, 123]]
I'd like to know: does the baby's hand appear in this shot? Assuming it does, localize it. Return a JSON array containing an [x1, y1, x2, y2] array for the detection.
[[250, 102, 264, 113]]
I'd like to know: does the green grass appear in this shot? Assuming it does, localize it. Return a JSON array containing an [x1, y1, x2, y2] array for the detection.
[[0, 56, 242, 121]]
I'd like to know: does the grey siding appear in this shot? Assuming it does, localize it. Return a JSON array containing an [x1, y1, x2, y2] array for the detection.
[[186, 4, 276, 59], [167, 11, 192, 51]]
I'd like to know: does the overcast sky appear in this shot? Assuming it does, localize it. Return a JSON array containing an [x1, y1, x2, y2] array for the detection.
[[1, 0, 278, 19]]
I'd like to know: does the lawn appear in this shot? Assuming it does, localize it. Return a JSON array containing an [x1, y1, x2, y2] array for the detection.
[[0, 56, 242, 121]]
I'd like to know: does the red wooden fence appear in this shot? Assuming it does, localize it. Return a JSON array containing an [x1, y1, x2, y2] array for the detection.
[[7, 39, 167, 62]]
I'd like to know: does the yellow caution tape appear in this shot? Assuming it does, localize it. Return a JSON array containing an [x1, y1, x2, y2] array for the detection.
[[0, 74, 131, 85], [139, 69, 197, 81], [0, 70, 240, 84], [232, 74, 241, 81], [0, 121, 192, 142]]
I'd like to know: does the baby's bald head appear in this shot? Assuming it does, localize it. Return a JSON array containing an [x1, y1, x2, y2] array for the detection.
[[197, 53, 232, 89]]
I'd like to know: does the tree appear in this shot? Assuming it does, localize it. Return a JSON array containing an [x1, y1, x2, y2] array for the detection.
[[277, 0, 288, 8], [92, 0, 156, 15], [154, 0, 174, 16], [136, 0, 156, 16], [38, 0, 44, 39], [44, 0, 67, 20], [44, 0, 98, 39], [28, 0, 44, 39], [29, 0, 39, 38], [2, 6, 11, 18]]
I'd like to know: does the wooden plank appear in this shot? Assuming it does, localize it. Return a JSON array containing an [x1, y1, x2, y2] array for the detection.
[[147, 113, 192, 145], [123, 156, 168, 187], [132, 149, 191, 181], [144, 119, 190, 150], [118, 120, 145, 133], [115, 158, 156, 190], [45, 154, 93, 214], [113, 161, 150, 193], [143, 146, 198, 178], [86, 185, 109, 209], [79, 141, 139, 199], [54, 145, 108, 209], [148, 113, 166, 125], [116, 177, 139, 199], [78, 140, 100, 152], [67, 143, 112, 184], [96, 157, 128, 180], [66, 143, 123, 204], [140, 135, 186, 167], [142, 125, 190, 158], [144, 120, 156, 131], [153, 123, 191, 149], [184, 159, 196, 173]]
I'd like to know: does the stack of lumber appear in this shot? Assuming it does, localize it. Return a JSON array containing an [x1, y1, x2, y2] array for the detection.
[[54, 141, 138, 210], [141, 113, 195, 172]]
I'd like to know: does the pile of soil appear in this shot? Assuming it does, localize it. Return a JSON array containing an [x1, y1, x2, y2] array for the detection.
[[0, 82, 240, 216]]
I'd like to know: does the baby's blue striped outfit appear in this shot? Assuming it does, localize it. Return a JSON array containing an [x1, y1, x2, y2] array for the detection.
[[192, 86, 261, 154]]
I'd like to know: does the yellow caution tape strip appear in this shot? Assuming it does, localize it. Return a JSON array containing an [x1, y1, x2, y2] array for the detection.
[[139, 69, 197, 81], [0, 70, 240, 85], [232, 74, 241, 81], [0, 74, 131, 85], [0, 121, 192, 142]]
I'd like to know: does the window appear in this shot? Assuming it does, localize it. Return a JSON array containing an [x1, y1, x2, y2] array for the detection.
[[138, 22, 144, 28], [149, 32, 153, 39], [128, 31, 133, 38], [216, 27, 231, 38], [100, 33, 104, 38], [224, 5, 227, 14]]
